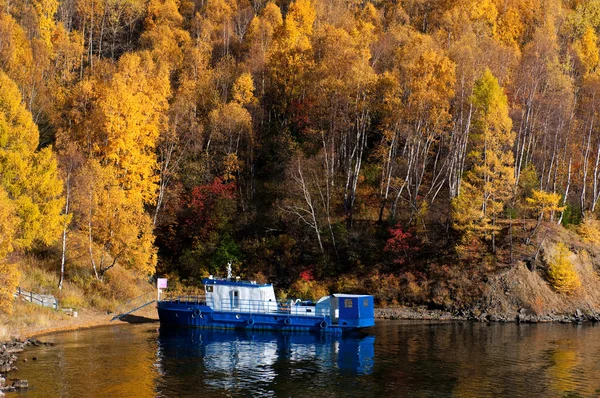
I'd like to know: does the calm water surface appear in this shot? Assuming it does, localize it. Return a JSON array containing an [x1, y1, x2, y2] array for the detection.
[[10, 321, 600, 397]]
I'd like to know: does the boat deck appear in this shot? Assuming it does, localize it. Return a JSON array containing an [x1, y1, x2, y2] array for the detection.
[[160, 295, 326, 317]]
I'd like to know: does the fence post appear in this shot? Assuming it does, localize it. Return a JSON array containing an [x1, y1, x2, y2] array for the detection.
[[30, 291, 33, 302]]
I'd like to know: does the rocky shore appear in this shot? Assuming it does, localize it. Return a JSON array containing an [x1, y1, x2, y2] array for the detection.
[[0, 338, 53, 394], [375, 306, 600, 324], [375, 306, 464, 321]]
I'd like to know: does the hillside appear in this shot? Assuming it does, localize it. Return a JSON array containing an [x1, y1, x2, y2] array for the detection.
[[482, 222, 600, 321], [3, 0, 600, 320]]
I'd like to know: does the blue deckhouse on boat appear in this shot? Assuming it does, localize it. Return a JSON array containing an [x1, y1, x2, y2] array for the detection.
[[157, 277, 375, 333]]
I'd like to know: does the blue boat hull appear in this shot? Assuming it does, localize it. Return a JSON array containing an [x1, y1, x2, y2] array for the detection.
[[157, 301, 372, 334]]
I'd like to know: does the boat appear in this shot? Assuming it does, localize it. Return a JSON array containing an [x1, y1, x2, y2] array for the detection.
[[157, 276, 375, 334]]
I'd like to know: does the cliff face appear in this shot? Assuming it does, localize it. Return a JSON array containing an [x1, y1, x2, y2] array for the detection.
[[479, 225, 600, 321]]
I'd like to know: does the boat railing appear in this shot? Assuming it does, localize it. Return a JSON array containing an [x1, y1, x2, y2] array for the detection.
[[215, 298, 329, 317], [161, 294, 207, 305]]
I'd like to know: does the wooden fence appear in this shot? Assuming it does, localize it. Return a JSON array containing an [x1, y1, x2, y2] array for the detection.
[[14, 287, 59, 310]]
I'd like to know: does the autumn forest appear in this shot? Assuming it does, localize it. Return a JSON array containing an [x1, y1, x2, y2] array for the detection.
[[3, 0, 600, 314]]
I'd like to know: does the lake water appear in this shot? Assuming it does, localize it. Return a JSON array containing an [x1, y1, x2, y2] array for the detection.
[[10, 321, 600, 397]]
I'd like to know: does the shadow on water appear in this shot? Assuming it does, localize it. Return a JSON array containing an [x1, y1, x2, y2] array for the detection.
[[154, 327, 376, 396], [117, 314, 160, 324]]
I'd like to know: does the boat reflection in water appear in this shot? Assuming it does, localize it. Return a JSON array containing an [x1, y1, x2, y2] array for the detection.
[[155, 327, 374, 396]]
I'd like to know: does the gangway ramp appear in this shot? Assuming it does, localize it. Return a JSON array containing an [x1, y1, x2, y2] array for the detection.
[[111, 292, 156, 321]]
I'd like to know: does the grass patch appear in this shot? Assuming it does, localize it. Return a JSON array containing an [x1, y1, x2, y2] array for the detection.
[[19, 260, 59, 295], [57, 285, 86, 309], [0, 300, 68, 338]]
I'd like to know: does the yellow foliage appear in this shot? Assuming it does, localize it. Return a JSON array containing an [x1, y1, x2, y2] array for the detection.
[[32, 0, 59, 50], [0, 187, 17, 259], [577, 213, 600, 245], [205, 0, 233, 27], [74, 161, 157, 276], [574, 27, 599, 75], [94, 52, 170, 205], [315, 22, 376, 83], [142, 0, 190, 70], [145, 0, 183, 30], [453, 69, 514, 236], [414, 201, 429, 233], [209, 101, 252, 155], [0, 71, 65, 250], [526, 189, 565, 219], [232, 73, 256, 106], [57, 51, 169, 280], [405, 46, 455, 132], [0, 262, 20, 315], [0, 13, 34, 80], [495, 6, 524, 49], [246, 2, 283, 70], [50, 25, 84, 87], [287, 0, 316, 38], [222, 153, 240, 181], [267, 0, 316, 105], [0, 71, 39, 153], [452, 179, 489, 233], [270, 0, 315, 54], [334, 274, 360, 293], [547, 243, 581, 295], [471, 69, 513, 140], [262, 2, 284, 27], [289, 278, 329, 301], [469, 0, 498, 33]]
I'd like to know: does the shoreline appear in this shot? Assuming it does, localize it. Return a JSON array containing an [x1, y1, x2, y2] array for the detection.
[[24, 306, 159, 340], [3, 301, 160, 341], [375, 306, 600, 323], [5, 311, 158, 342], [8, 304, 600, 342], [375, 306, 463, 322]]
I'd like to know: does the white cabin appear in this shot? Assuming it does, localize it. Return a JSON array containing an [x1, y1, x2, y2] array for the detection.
[[203, 277, 278, 313]]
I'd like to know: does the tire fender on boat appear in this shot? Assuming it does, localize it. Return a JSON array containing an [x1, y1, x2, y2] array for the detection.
[[247, 318, 255, 326], [320, 320, 328, 329], [284, 318, 291, 326]]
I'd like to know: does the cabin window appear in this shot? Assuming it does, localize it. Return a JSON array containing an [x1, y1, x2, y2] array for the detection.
[[363, 298, 369, 307], [206, 286, 213, 293], [344, 299, 353, 308], [232, 290, 239, 308]]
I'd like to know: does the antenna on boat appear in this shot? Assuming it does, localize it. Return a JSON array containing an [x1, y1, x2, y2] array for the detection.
[[227, 261, 232, 280]]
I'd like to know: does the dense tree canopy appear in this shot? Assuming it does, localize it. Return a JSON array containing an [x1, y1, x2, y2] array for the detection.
[[5, 0, 600, 309]]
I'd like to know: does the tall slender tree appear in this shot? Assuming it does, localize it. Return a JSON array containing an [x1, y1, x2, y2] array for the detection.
[[453, 69, 515, 252]]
